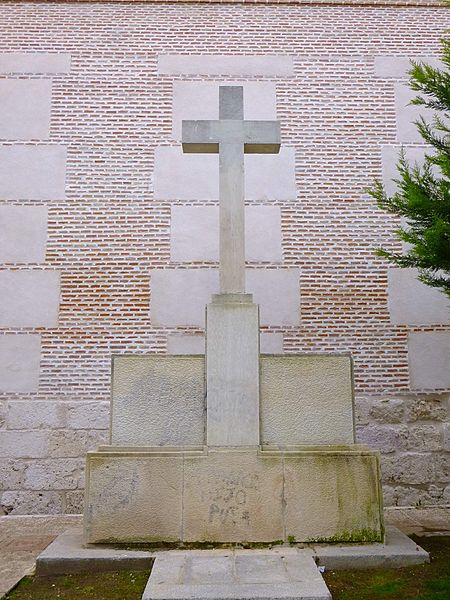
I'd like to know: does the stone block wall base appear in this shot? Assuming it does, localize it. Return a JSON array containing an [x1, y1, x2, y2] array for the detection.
[[84, 446, 383, 545]]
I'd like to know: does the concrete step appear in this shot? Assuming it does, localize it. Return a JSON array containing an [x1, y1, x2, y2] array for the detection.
[[142, 549, 332, 600]]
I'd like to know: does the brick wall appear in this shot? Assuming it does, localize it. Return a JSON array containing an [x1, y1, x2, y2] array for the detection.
[[0, 1, 449, 514]]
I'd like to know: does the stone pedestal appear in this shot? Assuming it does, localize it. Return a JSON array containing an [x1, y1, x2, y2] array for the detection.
[[84, 446, 384, 545], [206, 293, 259, 446]]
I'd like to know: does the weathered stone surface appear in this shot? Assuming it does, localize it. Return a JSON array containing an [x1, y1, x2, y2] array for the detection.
[[0, 80, 52, 140], [388, 268, 450, 325], [85, 453, 184, 543], [381, 453, 440, 485], [206, 296, 260, 446], [370, 397, 405, 424], [1, 491, 63, 515], [356, 425, 403, 454], [24, 459, 84, 491], [172, 81, 277, 140], [0, 145, 66, 200], [150, 268, 299, 327], [111, 356, 205, 447], [260, 332, 283, 354], [0, 431, 49, 458], [66, 401, 110, 430], [170, 205, 282, 263], [398, 424, 443, 452], [183, 450, 284, 542], [260, 355, 354, 446], [408, 332, 450, 390], [49, 430, 108, 458], [153, 146, 296, 201], [284, 450, 383, 543], [143, 550, 331, 600], [395, 82, 436, 143], [84, 447, 383, 544], [0, 459, 25, 489], [0, 53, 71, 74], [0, 401, 6, 429], [404, 395, 448, 422], [0, 334, 41, 393], [6, 401, 65, 430], [64, 491, 85, 514], [158, 54, 294, 77], [0, 205, 48, 263], [0, 270, 60, 327]]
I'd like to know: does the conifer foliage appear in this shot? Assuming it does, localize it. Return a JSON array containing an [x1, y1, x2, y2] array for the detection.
[[370, 38, 450, 298]]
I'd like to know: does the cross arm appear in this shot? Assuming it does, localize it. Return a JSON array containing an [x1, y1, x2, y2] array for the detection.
[[243, 121, 281, 154], [182, 120, 222, 154]]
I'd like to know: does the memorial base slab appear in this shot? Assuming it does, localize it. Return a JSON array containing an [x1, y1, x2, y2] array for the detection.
[[84, 446, 383, 545]]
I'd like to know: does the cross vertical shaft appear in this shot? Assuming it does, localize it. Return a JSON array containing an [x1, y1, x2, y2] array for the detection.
[[219, 86, 245, 294]]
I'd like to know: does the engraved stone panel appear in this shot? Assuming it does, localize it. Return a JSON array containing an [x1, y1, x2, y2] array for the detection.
[[0, 206, 48, 263], [0, 145, 66, 200], [0, 80, 52, 140], [0, 270, 60, 327], [158, 55, 294, 77], [395, 82, 435, 144], [170, 205, 282, 262], [408, 332, 450, 390], [0, 53, 71, 74], [153, 146, 296, 201], [150, 268, 299, 327], [171, 81, 276, 139], [388, 268, 450, 325], [0, 334, 41, 392]]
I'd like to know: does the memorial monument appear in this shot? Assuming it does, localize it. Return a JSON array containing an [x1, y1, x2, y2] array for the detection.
[[83, 86, 384, 545]]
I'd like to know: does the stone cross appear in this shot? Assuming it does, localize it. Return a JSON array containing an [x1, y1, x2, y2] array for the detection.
[[182, 86, 280, 294]]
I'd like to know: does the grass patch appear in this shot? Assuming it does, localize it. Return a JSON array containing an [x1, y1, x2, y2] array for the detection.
[[3, 535, 449, 600], [3, 570, 150, 600], [324, 536, 450, 600]]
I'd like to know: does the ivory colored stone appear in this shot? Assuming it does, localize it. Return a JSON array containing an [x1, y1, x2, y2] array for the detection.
[[206, 295, 259, 446], [84, 447, 383, 544], [84, 453, 184, 543], [0, 270, 60, 327], [7, 401, 65, 429], [374, 55, 442, 78], [183, 449, 284, 542], [170, 205, 282, 263], [395, 82, 435, 143], [150, 268, 299, 327], [0, 334, 41, 392], [0, 205, 48, 263], [283, 450, 383, 542], [172, 81, 276, 139], [381, 145, 427, 196], [260, 355, 355, 446], [158, 55, 294, 77], [388, 268, 450, 325], [153, 146, 296, 201], [111, 355, 205, 446], [0, 53, 71, 74], [0, 80, 52, 140], [408, 331, 450, 390], [0, 145, 66, 200]]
